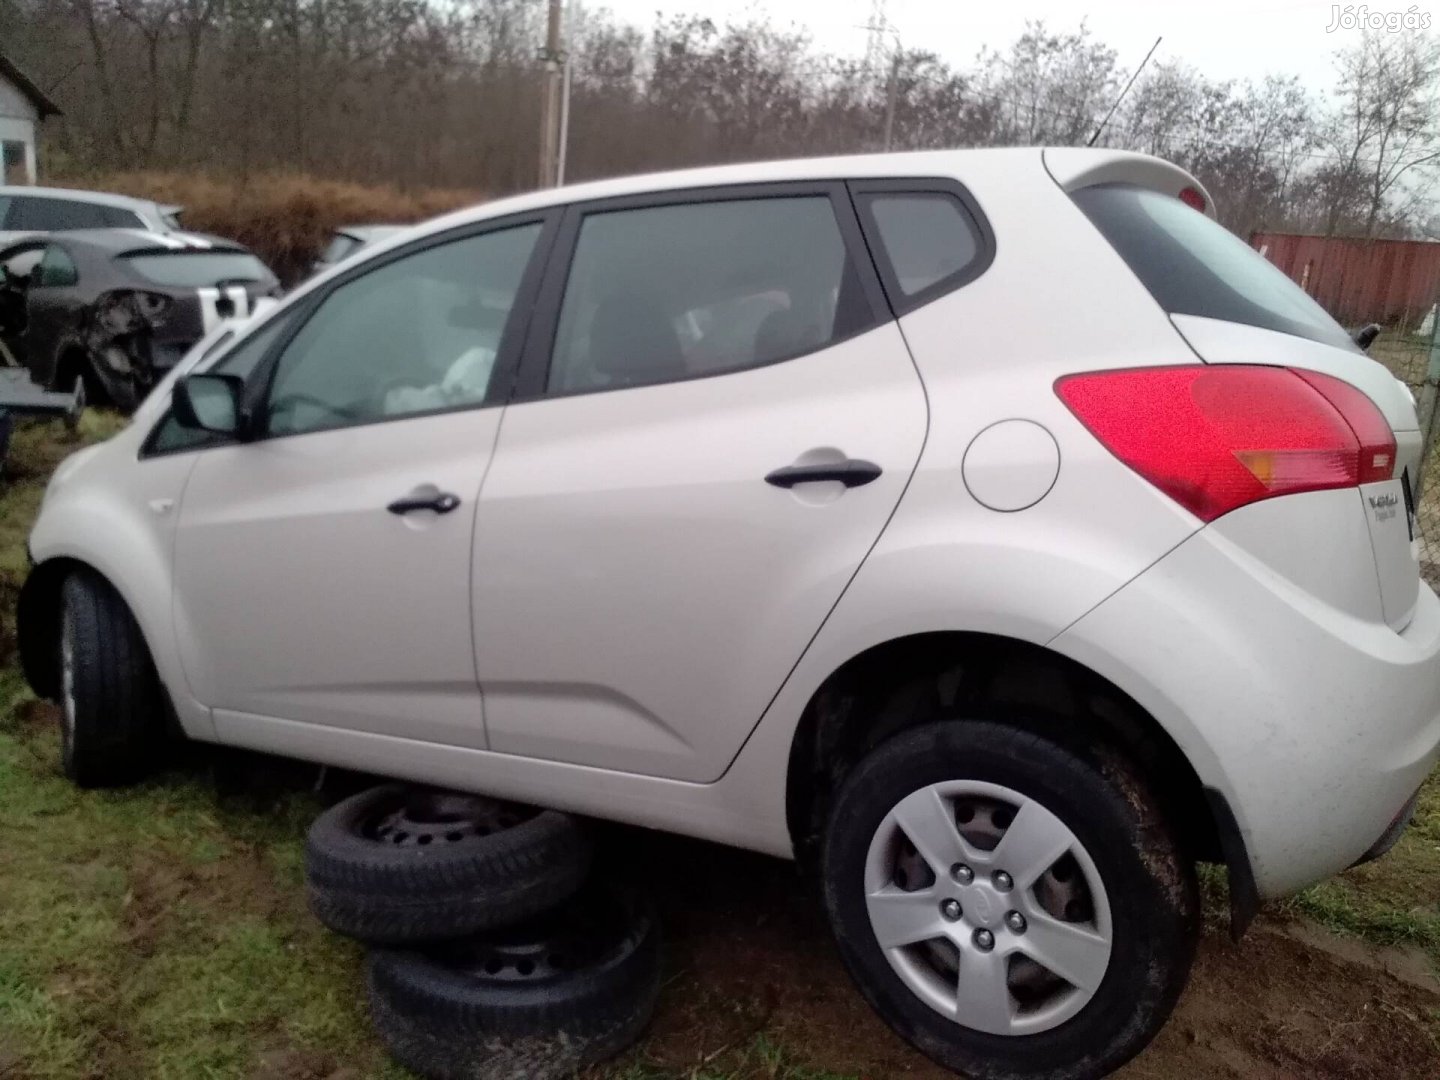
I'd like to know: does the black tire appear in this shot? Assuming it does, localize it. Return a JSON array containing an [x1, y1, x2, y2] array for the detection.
[[367, 881, 661, 1080], [306, 785, 593, 945], [59, 569, 166, 788], [822, 721, 1198, 1080]]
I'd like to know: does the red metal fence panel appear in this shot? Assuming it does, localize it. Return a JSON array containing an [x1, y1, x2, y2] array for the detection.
[[1250, 233, 1440, 329]]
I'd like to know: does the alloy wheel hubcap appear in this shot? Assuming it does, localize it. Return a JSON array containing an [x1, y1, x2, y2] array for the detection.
[[863, 779, 1113, 1036]]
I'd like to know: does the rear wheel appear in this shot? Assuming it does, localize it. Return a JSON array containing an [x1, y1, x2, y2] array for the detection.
[[59, 570, 165, 787], [821, 721, 1197, 1080]]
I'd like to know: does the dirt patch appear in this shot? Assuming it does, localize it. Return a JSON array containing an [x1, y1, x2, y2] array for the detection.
[[597, 828, 1440, 1080], [6, 698, 57, 736]]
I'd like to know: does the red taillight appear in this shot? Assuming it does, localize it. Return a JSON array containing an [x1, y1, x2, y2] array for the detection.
[[1291, 370, 1396, 483], [1178, 186, 1206, 212], [1056, 366, 1396, 522]]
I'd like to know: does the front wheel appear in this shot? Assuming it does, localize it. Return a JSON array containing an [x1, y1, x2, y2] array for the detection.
[[59, 570, 165, 787], [821, 721, 1198, 1080]]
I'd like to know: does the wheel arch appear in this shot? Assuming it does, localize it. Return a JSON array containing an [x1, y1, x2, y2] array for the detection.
[[19, 553, 190, 740], [782, 630, 1252, 930], [17, 555, 85, 699]]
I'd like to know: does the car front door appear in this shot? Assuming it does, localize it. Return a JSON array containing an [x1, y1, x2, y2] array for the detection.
[[0, 242, 44, 367], [172, 215, 553, 749], [472, 184, 928, 782]]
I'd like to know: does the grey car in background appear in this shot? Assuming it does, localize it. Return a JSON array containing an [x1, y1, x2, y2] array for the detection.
[[311, 225, 405, 275], [0, 229, 278, 411]]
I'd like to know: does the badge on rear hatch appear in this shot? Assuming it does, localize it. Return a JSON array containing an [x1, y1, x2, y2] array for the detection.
[[1369, 491, 1400, 524]]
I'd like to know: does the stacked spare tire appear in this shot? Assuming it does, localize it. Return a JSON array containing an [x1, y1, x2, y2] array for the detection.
[[305, 785, 660, 1079]]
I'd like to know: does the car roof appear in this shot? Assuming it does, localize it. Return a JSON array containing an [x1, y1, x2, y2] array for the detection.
[[386, 148, 1049, 241], [47, 229, 246, 255], [0, 185, 165, 215], [339, 225, 404, 240]]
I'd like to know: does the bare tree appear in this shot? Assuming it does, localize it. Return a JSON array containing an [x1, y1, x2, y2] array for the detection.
[[1327, 30, 1440, 237], [1, 2, 1433, 239]]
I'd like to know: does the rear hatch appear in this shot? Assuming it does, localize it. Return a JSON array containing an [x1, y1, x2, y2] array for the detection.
[[1048, 152, 1421, 629]]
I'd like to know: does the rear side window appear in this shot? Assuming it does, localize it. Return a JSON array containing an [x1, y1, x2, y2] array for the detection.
[[6, 197, 116, 231], [36, 246, 78, 287], [123, 251, 273, 288], [1072, 184, 1356, 352], [546, 196, 872, 395], [859, 192, 985, 301], [102, 206, 146, 228]]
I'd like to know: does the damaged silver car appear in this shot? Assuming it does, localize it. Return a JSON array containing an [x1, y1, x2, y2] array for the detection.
[[0, 230, 279, 411]]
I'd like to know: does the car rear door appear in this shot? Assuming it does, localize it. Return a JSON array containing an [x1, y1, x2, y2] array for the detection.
[[471, 182, 928, 782]]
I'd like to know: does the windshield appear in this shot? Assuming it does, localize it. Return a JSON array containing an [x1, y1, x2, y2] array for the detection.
[[1072, 183, 1357, 353], [123, 251, 273, 288]]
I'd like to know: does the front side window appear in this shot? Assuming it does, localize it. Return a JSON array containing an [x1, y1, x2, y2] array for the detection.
[[146, 311, 299, 455], [264, 225, 541, 438], [7, 197, 115, 231], [547, 196, 867, 395], [1, 245, 44, 282]]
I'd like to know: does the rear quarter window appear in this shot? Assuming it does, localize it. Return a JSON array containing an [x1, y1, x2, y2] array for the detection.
[[1071, 183, 1357, 352]]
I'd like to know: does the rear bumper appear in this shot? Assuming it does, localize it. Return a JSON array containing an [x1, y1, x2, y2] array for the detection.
[[1052, 521, 1440, 898]]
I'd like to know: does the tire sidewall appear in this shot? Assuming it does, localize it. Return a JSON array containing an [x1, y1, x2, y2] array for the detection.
[[366, 884, 662, 1078], [822, 721, 1197, 1080], [307, 784, 581, 885]]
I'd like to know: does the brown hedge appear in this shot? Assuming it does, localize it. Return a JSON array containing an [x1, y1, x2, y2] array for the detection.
[[49, 172, 483, 285]]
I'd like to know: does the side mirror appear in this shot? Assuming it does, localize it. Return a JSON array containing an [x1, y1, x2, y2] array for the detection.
[[173, 373, 244, 435]]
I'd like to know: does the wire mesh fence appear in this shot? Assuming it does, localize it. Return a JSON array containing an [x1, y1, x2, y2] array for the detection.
[[1372, 317, 1440, 588]]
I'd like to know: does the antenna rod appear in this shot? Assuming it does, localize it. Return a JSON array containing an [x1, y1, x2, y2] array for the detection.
[[1088, 35, 1161, 147]]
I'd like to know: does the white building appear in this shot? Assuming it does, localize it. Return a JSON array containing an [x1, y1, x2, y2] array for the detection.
[[0, 53, 61, 185]]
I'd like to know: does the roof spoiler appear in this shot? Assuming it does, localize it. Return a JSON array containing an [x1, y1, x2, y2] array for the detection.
[[1042, 148, 1217, 220]]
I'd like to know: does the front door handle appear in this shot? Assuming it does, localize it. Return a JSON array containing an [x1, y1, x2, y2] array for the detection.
[[387, 488, 461, 515], [765, 459, 883, 489]]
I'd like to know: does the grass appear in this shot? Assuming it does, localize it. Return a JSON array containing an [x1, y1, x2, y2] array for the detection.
[[1, 413, 1439, 1077], [1275, 779, 1440, 958]]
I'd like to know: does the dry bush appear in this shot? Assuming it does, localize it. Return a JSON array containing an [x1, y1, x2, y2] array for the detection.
[[51, 173, 484, 285]]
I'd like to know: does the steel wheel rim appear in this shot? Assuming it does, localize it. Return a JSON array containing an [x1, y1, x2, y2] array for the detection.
[[864, 779, 1113, 1036], [59, 608, 76, 751], [365, 791, 535, 848]]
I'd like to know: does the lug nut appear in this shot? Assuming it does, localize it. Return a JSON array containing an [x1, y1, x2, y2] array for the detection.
[[1005, 911, 1027, 934], [973, 928, 995, 951], [993, 870, 1013, 892], [951, 863, 974, 885], [940, 898, 963, 921]]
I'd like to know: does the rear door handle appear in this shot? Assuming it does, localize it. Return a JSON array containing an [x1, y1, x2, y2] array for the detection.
[[765, 459, 883, 489], [387, 488, 461, 515]]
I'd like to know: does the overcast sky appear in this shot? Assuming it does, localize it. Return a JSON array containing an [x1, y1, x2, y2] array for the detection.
[[598, 0, 1423, 97]]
